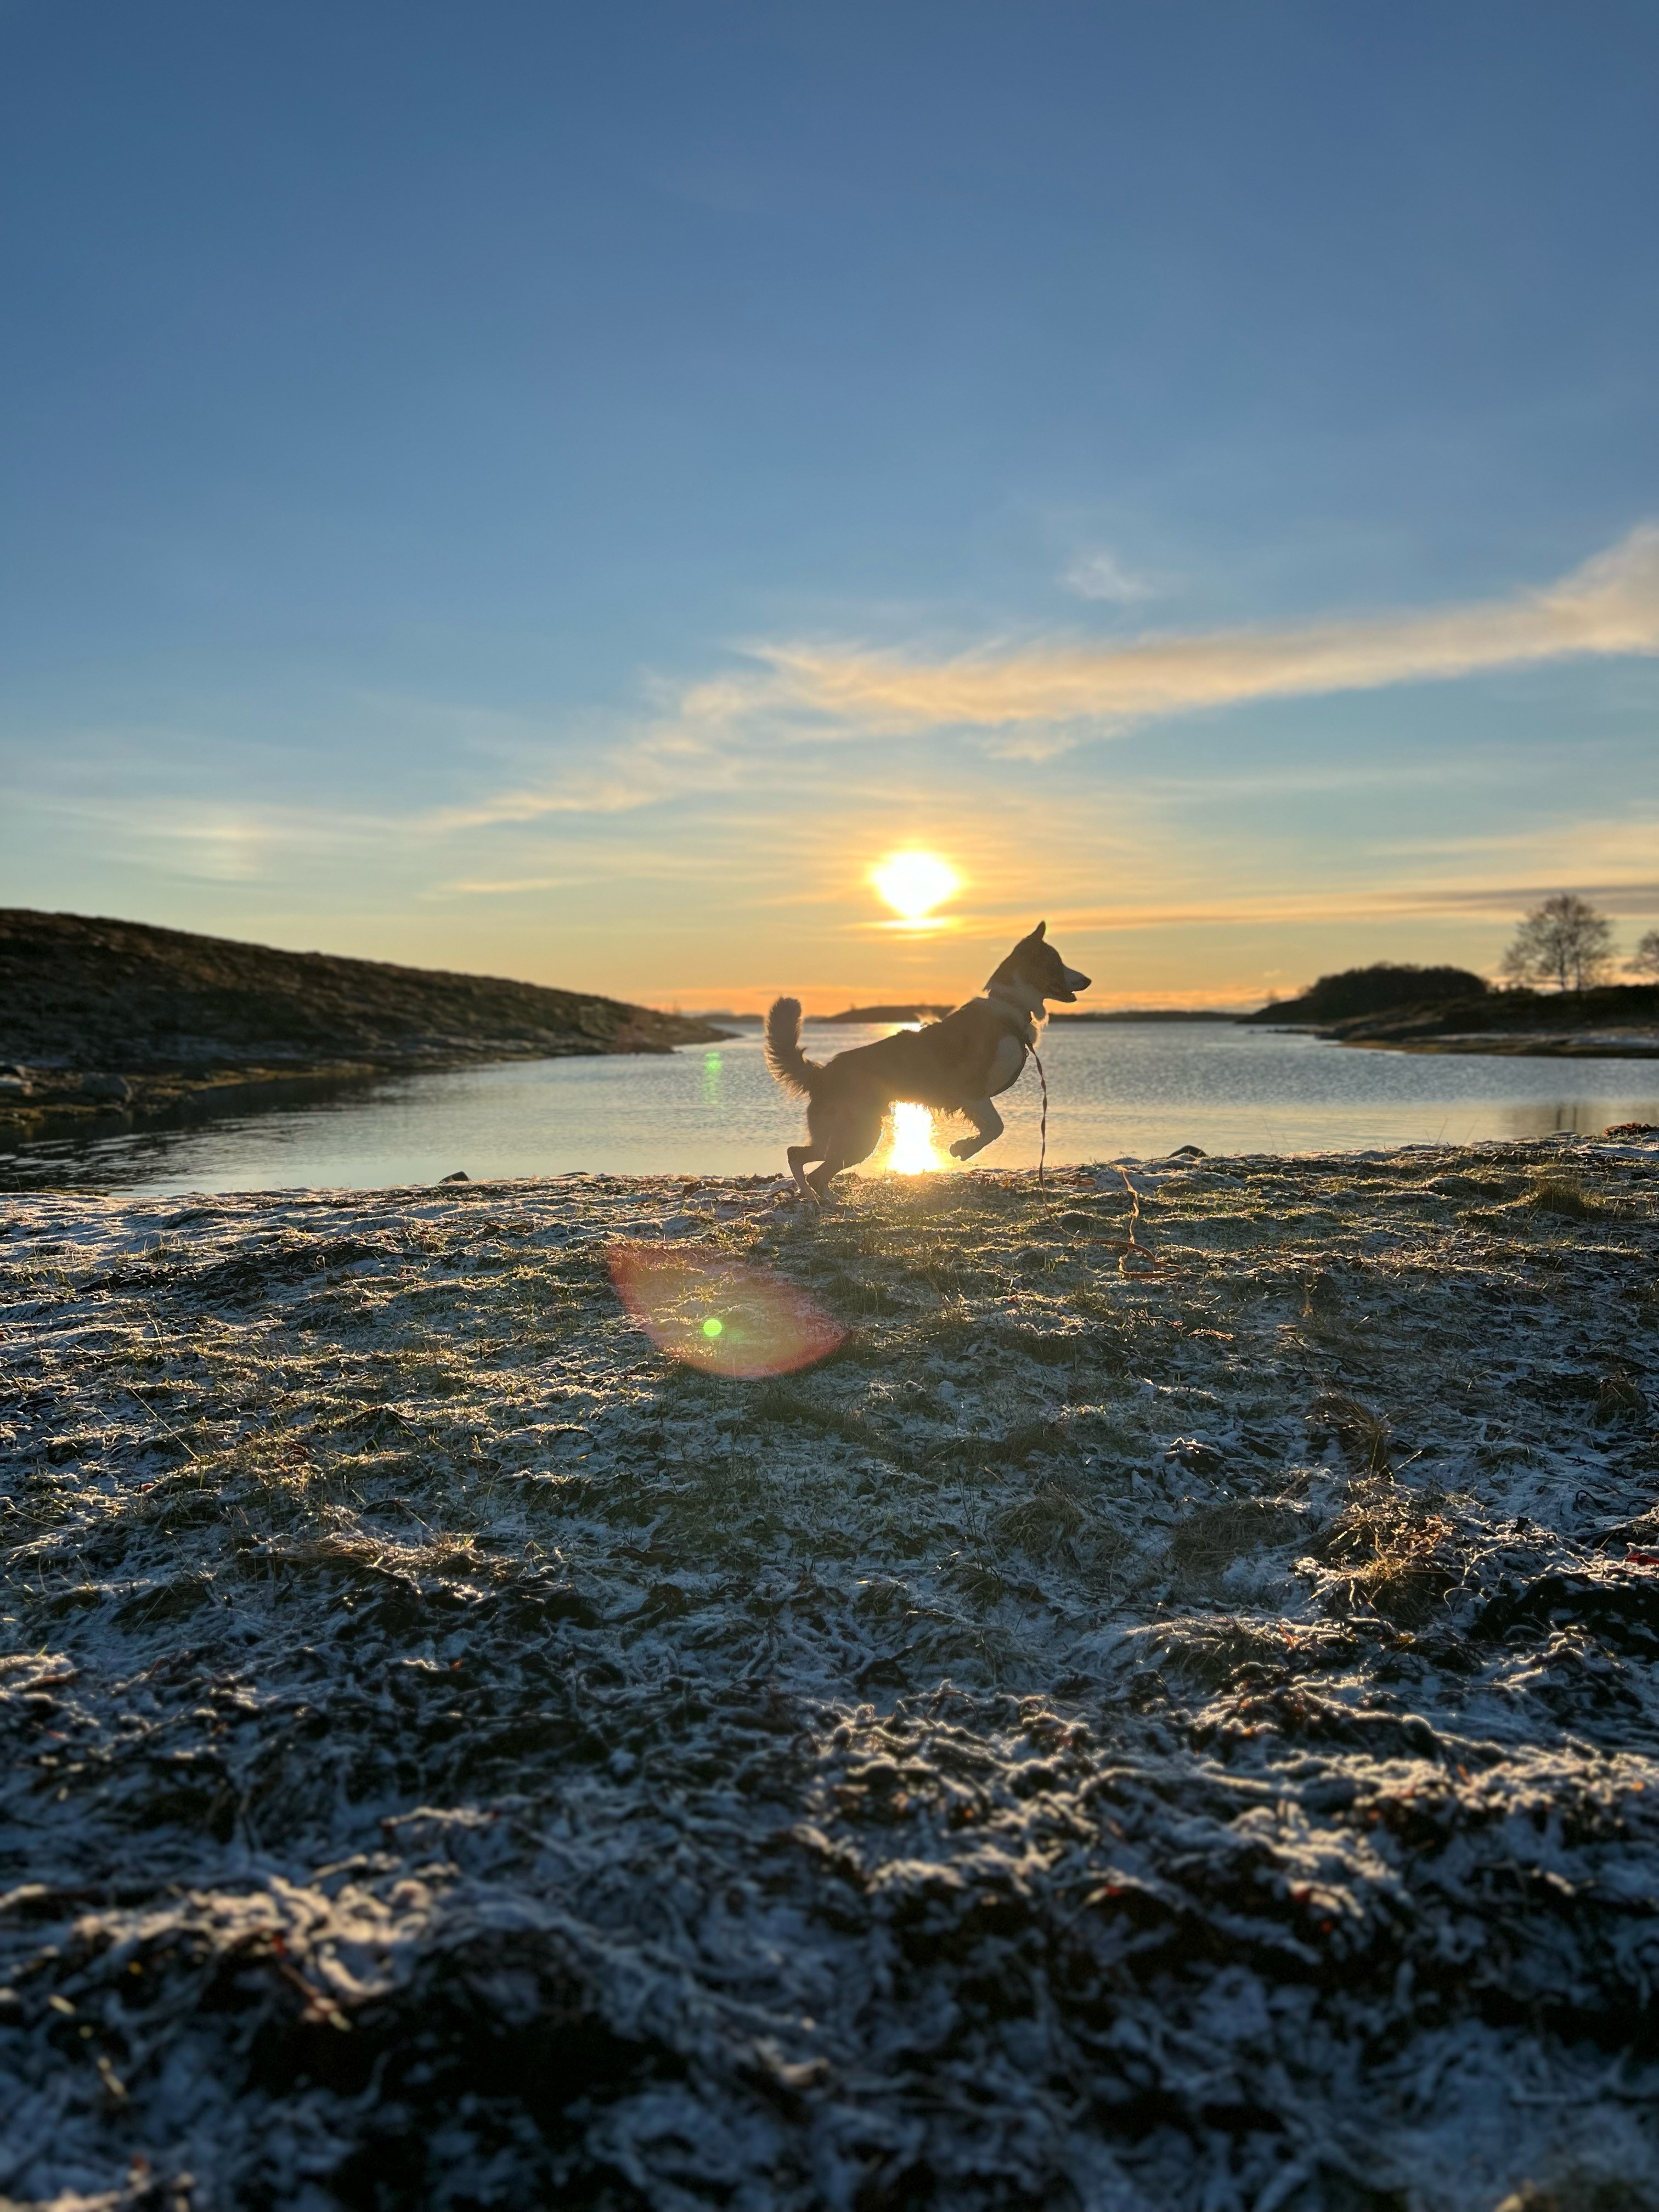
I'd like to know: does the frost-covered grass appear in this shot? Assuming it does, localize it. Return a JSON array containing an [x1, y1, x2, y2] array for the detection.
[[3, 1143, 1659, 2212]]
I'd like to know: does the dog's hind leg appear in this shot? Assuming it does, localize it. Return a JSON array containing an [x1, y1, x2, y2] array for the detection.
[[949, 1098, 1005, 1160], [806, 1099, 883, 1199], [786, 1144, 821, 1199], [792, 1099, 837, 1200]]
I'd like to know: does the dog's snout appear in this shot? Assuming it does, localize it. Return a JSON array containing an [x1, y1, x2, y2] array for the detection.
[[1064, 967, 1092, 992]]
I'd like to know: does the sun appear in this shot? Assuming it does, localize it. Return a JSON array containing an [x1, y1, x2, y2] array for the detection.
[[885, 1102, 946, 1175], [871, 850, 959, 923]]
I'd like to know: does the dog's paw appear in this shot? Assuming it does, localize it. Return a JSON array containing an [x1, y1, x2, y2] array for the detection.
[[949, 1137, 978, 1160]]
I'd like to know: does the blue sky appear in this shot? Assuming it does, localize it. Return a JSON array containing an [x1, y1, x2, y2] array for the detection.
[[3, 0, 1656, 1008]]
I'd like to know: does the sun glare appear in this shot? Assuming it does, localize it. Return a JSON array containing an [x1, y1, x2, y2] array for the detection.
[[871, 850, 958, 922], [886, 1101, 945, 1174]]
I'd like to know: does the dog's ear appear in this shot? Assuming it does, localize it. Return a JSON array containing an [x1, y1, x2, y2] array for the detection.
[[1033, 920, 1046, 940]]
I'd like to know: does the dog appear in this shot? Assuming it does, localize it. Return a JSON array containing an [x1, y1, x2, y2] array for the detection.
[[764, 922, 1091, 1198]]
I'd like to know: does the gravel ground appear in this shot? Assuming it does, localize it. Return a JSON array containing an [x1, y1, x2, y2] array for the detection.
[[3, 1141, 1658, 2212]]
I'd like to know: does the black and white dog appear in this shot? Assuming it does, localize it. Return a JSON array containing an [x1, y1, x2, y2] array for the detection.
[[764, 922, 1091, 1198]]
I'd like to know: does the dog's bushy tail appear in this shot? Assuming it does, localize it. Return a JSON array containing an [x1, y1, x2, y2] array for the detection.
[[764, 996, 820, 1097]]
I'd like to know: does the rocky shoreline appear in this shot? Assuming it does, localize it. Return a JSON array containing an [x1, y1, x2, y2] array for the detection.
[[1371, 1034, 1659, 1058], [0, 1058, 420, 1128], [1290, 1027, 1659, 1059], [1296, 982, 1659, 1060], [3, 1139, 1658, 2208], [0, 909, 729, 1133], [1237, 979, 1659, 1060]]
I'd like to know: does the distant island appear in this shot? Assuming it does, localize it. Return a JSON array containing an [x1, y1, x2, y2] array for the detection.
[[1240, 961, 1659, 1057], [815, 1004, 1244, 1026], [1048, 1008, 1238, 1023], [0, 910, 731, 1123], [809, 1003, 953, 1024]]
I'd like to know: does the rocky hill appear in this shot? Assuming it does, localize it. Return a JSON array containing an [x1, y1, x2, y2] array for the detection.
[[1237, 961, 1488, 1025], [0, 909, 727, 1118]]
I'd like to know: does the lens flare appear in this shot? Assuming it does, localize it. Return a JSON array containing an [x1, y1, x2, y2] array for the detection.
[[608, 1243, 844, 1379], [871, 851, 958, 922]]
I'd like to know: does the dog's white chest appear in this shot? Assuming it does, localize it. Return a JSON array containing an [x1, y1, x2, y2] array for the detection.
[[988, 1031, 1028, 1094]]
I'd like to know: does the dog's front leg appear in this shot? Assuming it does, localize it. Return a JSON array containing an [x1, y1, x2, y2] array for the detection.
[[949, 1099, 1005, 1160]]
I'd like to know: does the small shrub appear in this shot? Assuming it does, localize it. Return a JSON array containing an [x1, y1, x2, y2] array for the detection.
[[1149, 1617, 1303, 1686], [1595, 1369, 1646, 1425], [1496, 2180, 1658, 2212], [1314, 1476, 1457, 1627], [1307, 1392, 1392, 1472], [986, 1417, 1070, 1466], [1526, 1173, 1601, 1221], [1167, 1499, 1302, 1588], [996, 1480, 1084, 1555]]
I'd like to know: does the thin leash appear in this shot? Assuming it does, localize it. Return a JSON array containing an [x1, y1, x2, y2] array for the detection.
[[1029, 1043, 1048, 1185]]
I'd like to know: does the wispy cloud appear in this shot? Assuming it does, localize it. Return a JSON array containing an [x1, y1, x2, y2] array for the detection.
[[1052, 878, 1659, 934], [421, 674, 769, 828], [760, 526, 1659, 753], [1059, 549, 1157, 603], [363, 528, 1659, 826], [16, 794, 394, 881], [433, 875, 575, 896]]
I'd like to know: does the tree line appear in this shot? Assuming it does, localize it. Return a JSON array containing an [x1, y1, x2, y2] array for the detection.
[[1501, 895, 1659, 993]]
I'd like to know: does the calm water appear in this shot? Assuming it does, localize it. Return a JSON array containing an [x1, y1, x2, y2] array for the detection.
[[4, 1020, 1657, 1194]]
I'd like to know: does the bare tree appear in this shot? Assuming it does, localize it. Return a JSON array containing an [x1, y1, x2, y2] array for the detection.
[[1499, 894, 1615, 992], [1629, 928, 1659, 980]]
